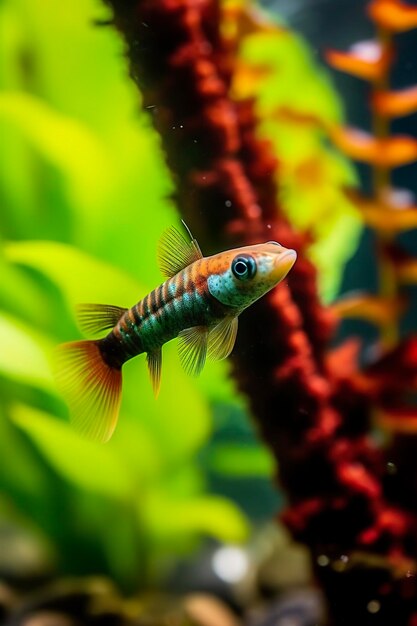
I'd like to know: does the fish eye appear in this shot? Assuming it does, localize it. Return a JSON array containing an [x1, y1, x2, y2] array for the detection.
[[231, 255, 257, 281], [267, 241, 282, 246]]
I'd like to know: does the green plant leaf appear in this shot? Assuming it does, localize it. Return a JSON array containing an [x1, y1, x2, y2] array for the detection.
[[144, 492, 249, 544], [122, 342, 212, 464], [5, 240, 144, 311], [0, 256, 47, 325], [0, 313, 53, 390], [207, 443, 275, 478], [0, 405, 49, 500], [11, 404, 134, 500], [0, 91, 112, 210]]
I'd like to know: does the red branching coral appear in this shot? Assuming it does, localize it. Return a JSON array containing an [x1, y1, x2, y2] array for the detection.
[[104, 1, 417, 623]]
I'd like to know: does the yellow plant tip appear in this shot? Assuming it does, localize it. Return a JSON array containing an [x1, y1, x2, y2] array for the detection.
[[372, 85, 417, 118], [375, 408, 417, 434], [294, 156, 327, 189], [231, 61, 274, 99], [325, 41, 392, 82], [331, 293, 405, 327], [222, 2, 285, 41], [329, 125, 417, 167], [368, 0, 417, 33], [271, 106, 324, 129], [346, 188, 417, 234]]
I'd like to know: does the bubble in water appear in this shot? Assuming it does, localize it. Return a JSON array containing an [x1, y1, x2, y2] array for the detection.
[[317, 554, 330, 567], [367, 600, 381, 614], [332, 554, 349, 572], [350, 40, 382, 63], [384, 187, 415, 209], [212, 546, 249, 584]]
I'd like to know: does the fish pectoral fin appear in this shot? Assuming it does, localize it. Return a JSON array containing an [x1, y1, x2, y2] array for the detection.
[[157, 225, 203, 278], [147, 348, 162, 398], [177, 326, 208, 376], [208, 316, 238, 361], [76, 304, 127, 337]]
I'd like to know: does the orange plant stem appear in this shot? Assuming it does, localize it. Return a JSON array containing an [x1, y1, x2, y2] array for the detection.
[[372, 26, 398, 347]]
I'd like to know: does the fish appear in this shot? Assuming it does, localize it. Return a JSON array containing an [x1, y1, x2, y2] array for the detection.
[[55, 225, 297, 442]]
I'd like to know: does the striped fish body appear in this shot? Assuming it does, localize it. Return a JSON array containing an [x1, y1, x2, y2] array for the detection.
[[103, 260, 229, 366], [56, 225, 297, 442]]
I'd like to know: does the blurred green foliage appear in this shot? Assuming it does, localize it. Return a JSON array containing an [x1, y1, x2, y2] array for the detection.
[[232, 19, 361, 301], [0, 0, 359, 589], [0, 0, 256, 588]]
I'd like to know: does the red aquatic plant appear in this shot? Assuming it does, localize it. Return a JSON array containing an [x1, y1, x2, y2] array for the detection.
[[104, 0, 417, 623]]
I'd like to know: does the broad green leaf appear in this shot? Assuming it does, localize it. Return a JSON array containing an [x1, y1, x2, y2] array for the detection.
[[161, 464, 205, 499], [5, 240, 144, 311], [0, 91, 112, 209], [72, 491, 142, 587], [0, 313, 53, 390], [0, 0, 175, 273], [110, 418, 162, 484], [207, 443, 275, 478], [122, 342, 212, 464], [144, 493, 249, 544], [0, 250, 49, 325], [0, 406, 49, 499], [194, 359, 244, 408], [11, 404, 134, 500]]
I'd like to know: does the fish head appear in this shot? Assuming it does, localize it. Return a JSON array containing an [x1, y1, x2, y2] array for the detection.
[[207, 241, 297, 311]]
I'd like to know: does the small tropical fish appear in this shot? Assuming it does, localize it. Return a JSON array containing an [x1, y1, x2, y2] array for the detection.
[[56, 226, 297, 442]]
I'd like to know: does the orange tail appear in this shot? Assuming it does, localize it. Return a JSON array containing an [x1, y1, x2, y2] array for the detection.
[[55, 340, 122, 443]]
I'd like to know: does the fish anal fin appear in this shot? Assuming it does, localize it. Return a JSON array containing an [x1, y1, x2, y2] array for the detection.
[[208, 316, 238, 361], [55, 339, 122, 443], [157, 225, 203, 278], [147, 349, 162, 398], [77, 304, 127, 336], [178, 326, 208, 377]]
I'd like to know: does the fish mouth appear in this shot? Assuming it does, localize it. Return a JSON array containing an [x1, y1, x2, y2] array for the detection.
[[273, 248, 297, 281]]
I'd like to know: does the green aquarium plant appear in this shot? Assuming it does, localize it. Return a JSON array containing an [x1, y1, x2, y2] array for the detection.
[[0, 0, 250, 588], [102, 0, 417, 624], [6, 1, 417, 625], [0, 0, 355, 593]]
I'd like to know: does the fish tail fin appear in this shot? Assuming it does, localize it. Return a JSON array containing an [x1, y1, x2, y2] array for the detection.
[[54, 339, 122, 443]]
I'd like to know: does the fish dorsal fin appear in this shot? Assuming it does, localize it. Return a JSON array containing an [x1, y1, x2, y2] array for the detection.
[[177, 326, 208, 376], [147, 348, 162, 397], [157, 225, 203, 278], [208, 316, 238, 361], [77, 304, 127, 337]]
